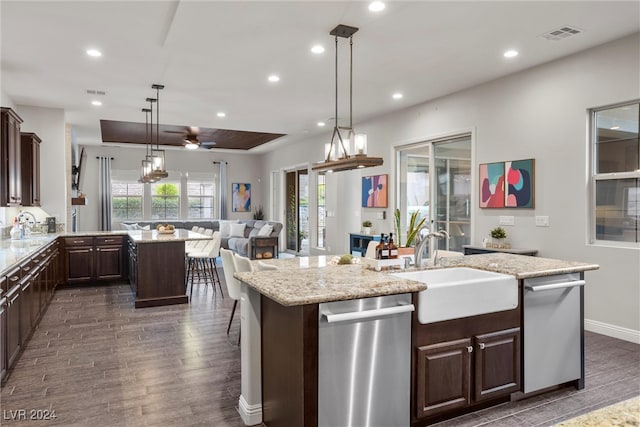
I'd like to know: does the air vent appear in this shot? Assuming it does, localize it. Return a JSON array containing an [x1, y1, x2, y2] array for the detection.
[[86, 89, 107, 95], [540, 26, 582, 41]]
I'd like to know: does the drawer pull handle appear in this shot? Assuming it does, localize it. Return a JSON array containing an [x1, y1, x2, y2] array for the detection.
[[467, 346, 473, 353], [23, 266, 31, 271], [10, 276, 19, 282], [479, 343, 485, 350], [72, 240, 85, 244]]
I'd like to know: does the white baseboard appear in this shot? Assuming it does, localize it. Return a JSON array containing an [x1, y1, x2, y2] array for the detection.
[[238, 395, 262, 426], [585, 318, 640, 344]]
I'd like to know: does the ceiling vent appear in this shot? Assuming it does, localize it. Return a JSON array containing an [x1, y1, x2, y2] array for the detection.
[[540, 26, 582, 41]]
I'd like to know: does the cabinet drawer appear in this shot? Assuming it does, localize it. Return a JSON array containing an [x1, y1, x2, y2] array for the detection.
[[95, 236, 124, 246], [4, 268, 21, 291], [64, 237, 94, 246]]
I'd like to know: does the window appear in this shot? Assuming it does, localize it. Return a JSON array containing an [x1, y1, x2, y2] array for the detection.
[[591, 101, 639, 244], [317, 172, 326, 249], [187, 180, 214, 219], [111, 181, 143, 220], [151, 182, 180, 220]]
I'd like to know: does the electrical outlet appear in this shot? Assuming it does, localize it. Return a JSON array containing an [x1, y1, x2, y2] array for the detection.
[[499, 216, 515, 226], [535, 216, 550, 227], [377, 211, 385, 220]]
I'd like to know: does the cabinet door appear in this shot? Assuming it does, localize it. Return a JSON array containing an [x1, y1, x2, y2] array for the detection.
[[65, 247, 94, 283], [474, 328, 521, 401], [6, 284, 21, 368], [415, 338, 472, 418], [19, 274, 34, 345], [0, 276, 7, 382], [1, 107, 23, 206], [95, 245, 124, 280], [20, 133, 41, 207]]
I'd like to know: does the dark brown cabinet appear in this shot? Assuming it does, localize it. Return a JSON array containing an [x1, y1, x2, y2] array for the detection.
[[5, 268, 22, 369], [414, 328, 521, 420], [0, 275, 7, 382], [20, 132, 42, 206], [1, 107, 23, 206], [64, 236, 125, 284]]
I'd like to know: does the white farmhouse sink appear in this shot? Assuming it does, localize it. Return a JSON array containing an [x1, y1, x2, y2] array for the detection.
[[391, 267, 518, 324]]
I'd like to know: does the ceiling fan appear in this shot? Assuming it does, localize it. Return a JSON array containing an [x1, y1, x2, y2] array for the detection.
[[165, 126, 217, 150]]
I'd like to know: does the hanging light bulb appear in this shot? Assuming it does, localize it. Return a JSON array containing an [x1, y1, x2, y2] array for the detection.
[[139, 107, 157, 184]]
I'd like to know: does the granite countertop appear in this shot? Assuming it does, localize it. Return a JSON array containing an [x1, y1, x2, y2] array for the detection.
[[235, 255, 427, 306], [438, 252, 599, 279], [238, 253, 600, 306], [0, 229, 211, 276]]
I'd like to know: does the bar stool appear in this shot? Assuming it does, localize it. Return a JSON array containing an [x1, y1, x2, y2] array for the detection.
[[220, 248, 242, 344], [186, 232, 222, 298]]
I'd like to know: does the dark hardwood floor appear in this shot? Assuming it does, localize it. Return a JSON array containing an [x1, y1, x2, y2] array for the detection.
[[1, 277, 638, 426]]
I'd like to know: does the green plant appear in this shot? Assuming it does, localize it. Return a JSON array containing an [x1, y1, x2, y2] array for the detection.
[[362, 220, 372, 228], [405, 210, 427, 247], [253, 205, 264, 220], [338, 254, 354, 265], [490, 226, 507, 239]]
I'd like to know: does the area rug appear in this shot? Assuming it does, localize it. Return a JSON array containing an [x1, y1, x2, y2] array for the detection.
[[556, 396, 640, 426]]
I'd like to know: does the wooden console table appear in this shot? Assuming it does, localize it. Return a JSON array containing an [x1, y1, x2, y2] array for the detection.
[[251, 237, 279, 260]]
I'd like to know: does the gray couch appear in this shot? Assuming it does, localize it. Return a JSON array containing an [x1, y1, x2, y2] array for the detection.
[[120, 219, 283, 258]]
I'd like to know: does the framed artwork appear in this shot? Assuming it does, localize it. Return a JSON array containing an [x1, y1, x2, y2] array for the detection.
[[479, 162, 505, 208], [505, 159, 535, 208], [232, 183, 251, 212], [362, 174, 388, 208]]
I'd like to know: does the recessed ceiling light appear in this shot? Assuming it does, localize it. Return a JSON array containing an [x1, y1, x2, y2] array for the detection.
[[317, 121, 326, 127], [369, 1, 385, 12], [311, 45, 325, 54], [91, 100, 102, 106], [86, 48, 102, 57], [217, 112, 226, 118], [504, 49, 519, 58], [392, 92, 403, 100], [268, 74, 280, 83]]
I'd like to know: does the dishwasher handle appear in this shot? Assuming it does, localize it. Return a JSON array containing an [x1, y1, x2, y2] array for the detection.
[[323, 304, 415, 323], [525, 280, 585, 292]]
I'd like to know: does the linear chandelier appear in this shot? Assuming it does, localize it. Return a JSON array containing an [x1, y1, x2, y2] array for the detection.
[[138, 84, 167, 183], [312, 24, 383, 173]]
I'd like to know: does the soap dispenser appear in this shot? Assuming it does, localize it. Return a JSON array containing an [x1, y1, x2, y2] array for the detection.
[[10, 216, 22, 240]]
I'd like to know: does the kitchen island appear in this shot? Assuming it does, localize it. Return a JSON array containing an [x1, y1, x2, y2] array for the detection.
[[235, 253, 599, 427]]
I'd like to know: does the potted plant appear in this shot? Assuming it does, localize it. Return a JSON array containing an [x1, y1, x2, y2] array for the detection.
[[253, 205, 264, 220], [394, 209, 427, 256], [362, 220, 373, 235], [489, 226, 510, 249]]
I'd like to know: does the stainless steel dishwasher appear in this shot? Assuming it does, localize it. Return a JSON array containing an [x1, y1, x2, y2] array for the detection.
[[318, 293, 414, 427], [523, 273, 585, 394]]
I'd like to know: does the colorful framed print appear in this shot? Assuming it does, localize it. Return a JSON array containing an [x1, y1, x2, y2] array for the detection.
[[362, 174, 388, 208], [505, 159, 535, 208], [479, 162, 505, 208], [232, 183, 251, 212]]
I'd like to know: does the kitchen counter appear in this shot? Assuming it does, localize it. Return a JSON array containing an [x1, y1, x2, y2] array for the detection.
[[127, 228, 210, 243], [438, 252, 599, 279], [234, 255, 427, 306]]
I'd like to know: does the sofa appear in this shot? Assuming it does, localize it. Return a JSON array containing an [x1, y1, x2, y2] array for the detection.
[[120, 219, 283, 259]]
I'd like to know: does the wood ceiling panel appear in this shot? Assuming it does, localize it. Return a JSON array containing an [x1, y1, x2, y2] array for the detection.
[[100, 120, 285, 150]]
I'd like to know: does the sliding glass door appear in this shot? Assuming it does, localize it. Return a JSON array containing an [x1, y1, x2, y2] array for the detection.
[[397, 135, 471, 252], [285, 168, 310, 255]]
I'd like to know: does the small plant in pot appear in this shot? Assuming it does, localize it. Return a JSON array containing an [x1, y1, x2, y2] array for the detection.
[[362, 220, 373, 235], [489, 226, 510, 249], [253, 205, 264, 220]]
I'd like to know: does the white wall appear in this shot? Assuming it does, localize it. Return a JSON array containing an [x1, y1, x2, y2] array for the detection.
[[258, 34, 640, 340], [78, 145, 264, 231]]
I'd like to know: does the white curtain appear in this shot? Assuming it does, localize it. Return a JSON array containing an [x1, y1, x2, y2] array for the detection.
[[216, 161, 228, 220], [98, 157, 112, 231]]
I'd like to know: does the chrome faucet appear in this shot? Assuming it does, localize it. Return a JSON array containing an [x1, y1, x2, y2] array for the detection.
[[414, 227, 450, 268]]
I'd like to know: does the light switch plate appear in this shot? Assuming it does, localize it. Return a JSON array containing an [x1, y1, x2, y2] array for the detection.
[[535, 216, 550, 227], [377, 211, 385, 220], [499, 216, 515, 226]]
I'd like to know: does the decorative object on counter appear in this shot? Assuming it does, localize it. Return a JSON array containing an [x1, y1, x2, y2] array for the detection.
[[488, 226, 510, 249], [312, 24, 383, 173], [362, 174, 388, 207], [253, 204, 264, 220], [362, 220, 372, 235], [337, 254, 354, 265], [404, 209, 427, 248], [232, 183, 251, 212], [479, 162, 505, 208], [505, 158, 535, 208], [10, 216, 22, 240], [156, 223, 175, 234]]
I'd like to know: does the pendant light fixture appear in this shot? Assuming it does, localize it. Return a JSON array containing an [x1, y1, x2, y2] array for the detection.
[[138, 107, 158, 184], [149, 83, 168, 179], [312, 24, 383, 173]]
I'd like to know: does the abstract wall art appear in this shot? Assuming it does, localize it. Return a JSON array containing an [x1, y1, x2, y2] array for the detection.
[[362, 174, 388, 208], [505, 159, 535, 208], [232, 183, 251, 212], [479, 162, 505, 208]]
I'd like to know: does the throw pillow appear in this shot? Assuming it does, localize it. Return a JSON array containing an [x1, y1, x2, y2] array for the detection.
[[219, 220, 236, 237], [135, 224, 150, 230], [249, 228, 260, 238], [230, 223, 246, 238], [121, 223, 137, 230], [257, 224, 273, 236]]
